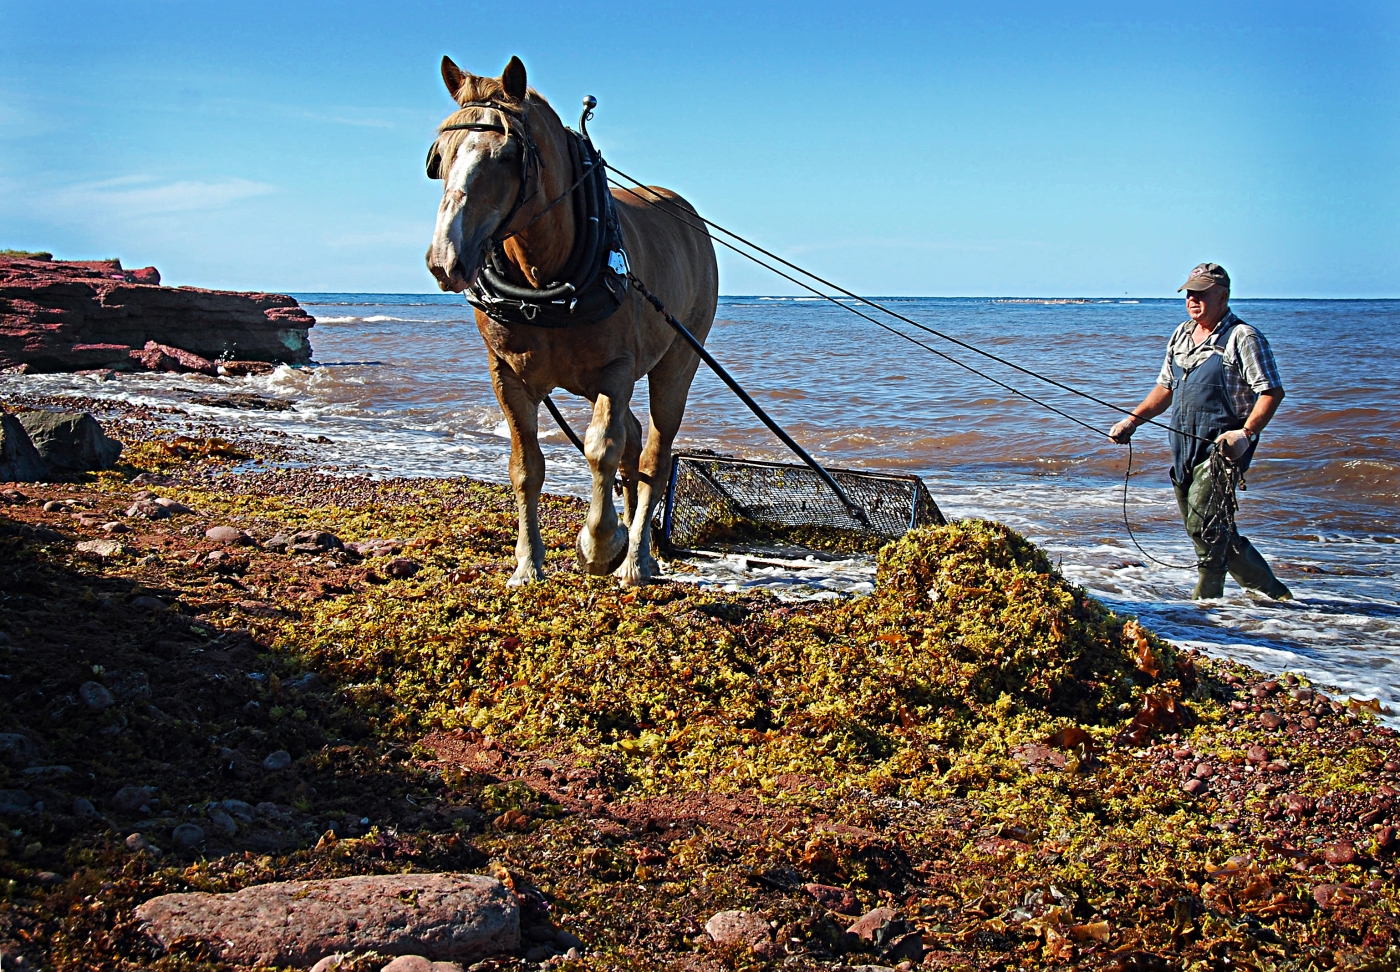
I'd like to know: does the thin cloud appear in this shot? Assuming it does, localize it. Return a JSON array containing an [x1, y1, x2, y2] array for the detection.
[[51, 176, 277, 218]]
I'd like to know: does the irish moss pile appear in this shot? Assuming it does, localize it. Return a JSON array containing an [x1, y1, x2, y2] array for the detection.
[[1, 411, 1398, 971]]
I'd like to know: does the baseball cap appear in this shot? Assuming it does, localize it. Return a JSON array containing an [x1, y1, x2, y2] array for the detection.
[[1178, 263, 1231, 293]]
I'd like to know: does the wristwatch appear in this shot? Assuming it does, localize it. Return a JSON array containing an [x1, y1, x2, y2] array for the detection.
[[1244, 429, 1260, 444]]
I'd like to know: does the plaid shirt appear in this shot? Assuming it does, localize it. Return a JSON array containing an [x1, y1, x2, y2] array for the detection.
[[1156, 310, 1284, 419]]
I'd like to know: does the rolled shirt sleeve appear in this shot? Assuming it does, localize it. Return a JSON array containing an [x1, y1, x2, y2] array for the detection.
[[1234, 326, 1284, 393]]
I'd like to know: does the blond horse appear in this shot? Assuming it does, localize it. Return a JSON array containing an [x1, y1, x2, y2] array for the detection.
[[425, 56, 718, 587]]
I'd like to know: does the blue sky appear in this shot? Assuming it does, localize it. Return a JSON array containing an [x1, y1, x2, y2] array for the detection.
[[1, 1, 1396, 296]]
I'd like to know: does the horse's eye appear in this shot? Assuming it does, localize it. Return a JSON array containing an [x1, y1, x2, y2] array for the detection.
[[426, 144, 442, 180]]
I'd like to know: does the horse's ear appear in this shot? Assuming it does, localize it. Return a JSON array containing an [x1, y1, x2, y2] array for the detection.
[[501, 56, 527, 101], [442, 56, 471, 100]]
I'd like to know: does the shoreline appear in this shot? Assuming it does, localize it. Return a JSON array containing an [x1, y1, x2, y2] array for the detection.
[[0, 399, 1398, 969]]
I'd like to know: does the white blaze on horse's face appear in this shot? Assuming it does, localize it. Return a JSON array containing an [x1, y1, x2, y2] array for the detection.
[[426, 122, 520, 293]]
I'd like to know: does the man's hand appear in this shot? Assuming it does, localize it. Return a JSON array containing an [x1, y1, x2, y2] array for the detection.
[[1109, 417, 1138, 444], [1216, 428, 1253, 461]]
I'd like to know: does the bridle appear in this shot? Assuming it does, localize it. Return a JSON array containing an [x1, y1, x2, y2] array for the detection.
[[428, 99, 543, 243], [427, 94, 628, 328]]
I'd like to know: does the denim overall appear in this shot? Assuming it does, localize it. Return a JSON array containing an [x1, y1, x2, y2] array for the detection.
[[1169, 329, 1288, 599]]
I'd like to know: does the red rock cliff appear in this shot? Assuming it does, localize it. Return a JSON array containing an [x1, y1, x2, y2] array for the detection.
[[0, 256, 315, 373]]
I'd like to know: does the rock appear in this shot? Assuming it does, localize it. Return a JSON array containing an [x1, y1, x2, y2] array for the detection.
[[207, 809, 238, 837], [803, 882, 860, 914], [79, 680, 115, 710], [73, 797, 99, 817], [1192, 762, 1214, 779], [126, 832, 162, 856], [101, 521, 129, 533], [126, 499, 170, 520], [310, 955, 348, 972], [847, 907, 898, 942], [1322, 841, 1359, 866], [0, 255, 315, 372], [262, 750, 293, 772], [130, 596, 167, 611], [1283, 793, 1315, 817], [206, 525, 252, 545], [287, 672, 327, 692], [15, 411, 121, 472], [0, 732, 38, 767], [1313, 883, 1338, 909], [346, 539, 404, 558], [381, 957, 442, 972], [1183, 778, 1206, 795], [0, 789, 34, 815], [153, 497, 195, 514], [134, 872, 518, 966], [288, 530, 343, 554], [264, 533, 293, 552], [1246, 745, 1268, 764], [23, 764, 72, 779], [1377, 827, 1396, 853], [554, 929, 584, 951], [220, 799, 256, 822], [385, 558, 421, 579], [172, 823, 205, 850], [112, 785, 158, 814], [217, 360, 277, 377], [110, 670, 151, 703], [882, 931, 925, 963], [704, 910, 771, 947], [1259, 711, 1285, 729], [130, 341, 217, 375], [75, 538, 129, 557], [0, 412, 47, 481]]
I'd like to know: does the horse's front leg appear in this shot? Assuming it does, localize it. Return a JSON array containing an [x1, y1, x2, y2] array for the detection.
[[576, 364, 634, 575], [488, 355, 547, 586]]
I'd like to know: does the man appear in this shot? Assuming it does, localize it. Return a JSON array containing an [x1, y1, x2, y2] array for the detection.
[[1108, 263, 1291, 600]]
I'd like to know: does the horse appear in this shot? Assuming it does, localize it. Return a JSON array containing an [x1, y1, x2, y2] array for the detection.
[[425, 56, 719, 587]]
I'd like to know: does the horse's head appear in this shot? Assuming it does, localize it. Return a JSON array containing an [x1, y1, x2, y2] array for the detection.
[[425, 55, 537, 293]]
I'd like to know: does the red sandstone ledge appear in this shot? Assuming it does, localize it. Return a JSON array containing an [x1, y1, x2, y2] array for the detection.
[[0, 255, 315, 375]]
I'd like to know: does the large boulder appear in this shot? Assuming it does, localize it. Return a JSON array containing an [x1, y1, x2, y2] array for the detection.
[[16, 411, 121, 473], [135, 872, 519, 967], [0, 413, 47, 481]]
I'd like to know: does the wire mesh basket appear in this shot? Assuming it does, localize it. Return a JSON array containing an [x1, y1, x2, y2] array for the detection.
[[658, 452, 946, 557]]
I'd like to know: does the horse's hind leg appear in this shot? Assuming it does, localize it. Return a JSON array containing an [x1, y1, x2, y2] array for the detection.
[[488, 355, 547, 586], [577, 364, 633, 575], [617, 407, 643, 528], [616, 346, 699, 587]]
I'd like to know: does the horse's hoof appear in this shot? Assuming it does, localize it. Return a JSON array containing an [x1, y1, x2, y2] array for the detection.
[[508, 562, 545, 587], [576, 525, 628, 576]]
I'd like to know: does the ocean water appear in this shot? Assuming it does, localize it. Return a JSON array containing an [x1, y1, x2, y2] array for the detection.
[[5, 294, 1398, 719]]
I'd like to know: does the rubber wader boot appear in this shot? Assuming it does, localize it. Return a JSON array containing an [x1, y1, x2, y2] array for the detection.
[[1227, 536, 1293, 600], [1194, 568, 1227, 599], [1176, 463, 1292, 600]]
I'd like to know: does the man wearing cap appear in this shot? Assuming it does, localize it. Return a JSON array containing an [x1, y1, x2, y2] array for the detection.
[[1108, 263, 1291, 600]]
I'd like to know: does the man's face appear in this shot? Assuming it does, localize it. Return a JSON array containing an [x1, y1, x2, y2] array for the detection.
[[1186, 285, 1229, 326]]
